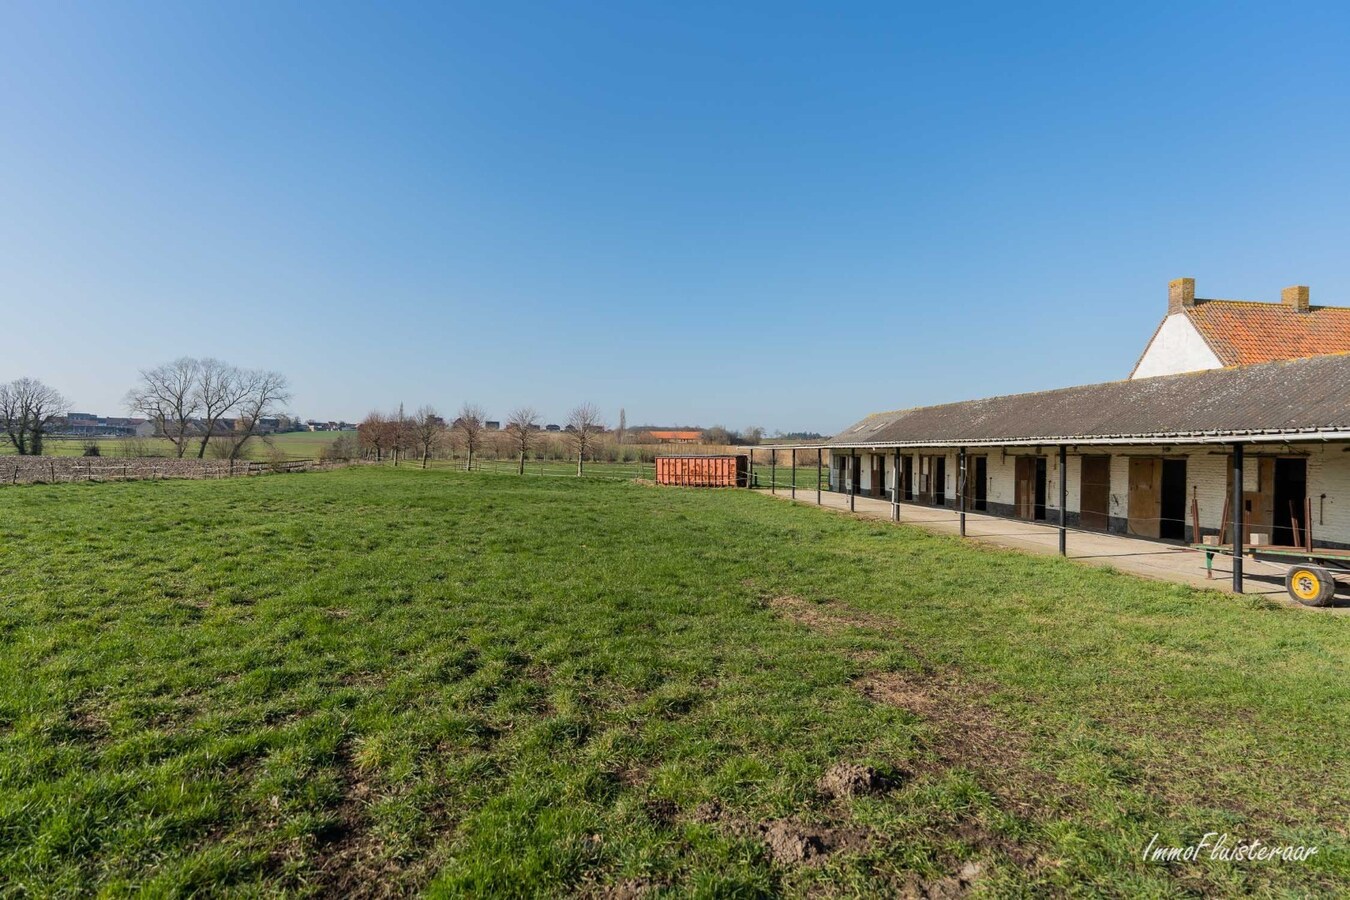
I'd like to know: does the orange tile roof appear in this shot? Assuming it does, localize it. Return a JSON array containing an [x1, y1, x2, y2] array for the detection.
[[648, 430, 703, 441], [1185, 299, 1350, 366]]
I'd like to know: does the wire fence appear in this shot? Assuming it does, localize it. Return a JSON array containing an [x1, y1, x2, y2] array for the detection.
[[459, 457, 657, 481]]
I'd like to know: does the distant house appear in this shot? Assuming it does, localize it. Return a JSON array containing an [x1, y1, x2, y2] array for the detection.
[[1131, 278, 1350, 379], [648, 430, 703, 444], [545, 424, 561, 432], [485, 420, 501, 431], [55, 414, 151, 437]]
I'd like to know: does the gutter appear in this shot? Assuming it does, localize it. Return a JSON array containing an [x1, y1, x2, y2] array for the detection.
[[761, 429, 1350, 452]]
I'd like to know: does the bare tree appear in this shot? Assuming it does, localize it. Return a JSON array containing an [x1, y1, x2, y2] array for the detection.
[[455, 403, 486, 471], [358, 411, 392, 461], [506, 407, 539, 475], [224, 369, 292, 460], [566, 402, 604, 476], [126, 358, 201, 458], [194, 358, 249, 458], [617, 407, 627, 446], [412, 405, 447, 469], [0, 378, 69, 455]]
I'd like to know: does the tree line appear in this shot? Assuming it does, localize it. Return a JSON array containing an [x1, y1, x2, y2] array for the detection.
[[355, 402, 605, 474], [1, 357, 290, 458]]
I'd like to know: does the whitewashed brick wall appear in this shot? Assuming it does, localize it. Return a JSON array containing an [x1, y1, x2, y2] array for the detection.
[[826, 442, 1350, 545]]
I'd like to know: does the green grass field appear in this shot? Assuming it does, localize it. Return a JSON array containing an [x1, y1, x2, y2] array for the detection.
[[0, 469, 1345, 896], [6, 431, 346, 461]]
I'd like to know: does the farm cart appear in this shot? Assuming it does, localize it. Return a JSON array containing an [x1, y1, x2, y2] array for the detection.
[[1195, 544, 1350, 606]]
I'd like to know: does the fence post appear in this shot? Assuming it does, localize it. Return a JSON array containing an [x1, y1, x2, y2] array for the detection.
[[816, 449, 822, 505]]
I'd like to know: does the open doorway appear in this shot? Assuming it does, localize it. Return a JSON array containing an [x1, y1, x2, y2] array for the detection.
[[1272, 458, 1308, 547], [966, 456, 987, 511], [1034, 457, 1047, 520], [902, 455, 914, 501], [1159, 458, 1187, 541], [871, 455, 885, 498], [934, 456, 947, 506]]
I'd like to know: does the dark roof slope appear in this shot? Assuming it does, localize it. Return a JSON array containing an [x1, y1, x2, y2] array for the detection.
[[830, 353, 1350, 448]]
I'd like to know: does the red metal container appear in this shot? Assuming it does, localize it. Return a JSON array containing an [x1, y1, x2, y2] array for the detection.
[[655, 455, 748, 487]]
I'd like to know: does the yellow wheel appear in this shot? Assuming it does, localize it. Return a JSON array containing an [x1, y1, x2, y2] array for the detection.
[[1286, 566, 1335, 607]]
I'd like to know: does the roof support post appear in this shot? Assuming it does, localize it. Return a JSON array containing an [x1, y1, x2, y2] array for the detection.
[[1232, 442, 1244, 593], [790, 449, 796, 500], [892, 448, 901, 522], [770, 449, 776, 495], [958, 448, 967, 536], [850, 453, 857, 512], [1058, 445, 1068, 556], [817, 449, 822, 505]]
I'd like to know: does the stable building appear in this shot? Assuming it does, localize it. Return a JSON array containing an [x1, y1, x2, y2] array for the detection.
[[803, 278, 1350, 555], [817, 353, 1350, 555]]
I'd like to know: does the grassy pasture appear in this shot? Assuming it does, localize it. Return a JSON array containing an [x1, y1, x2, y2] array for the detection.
[[0, 468, 1345, 896], [5, 431, 345, 460]]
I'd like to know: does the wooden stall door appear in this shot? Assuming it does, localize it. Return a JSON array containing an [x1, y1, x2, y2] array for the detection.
[[1127, 457, 1162, 538], [871, 456, 885, 498], [1014, 457, 1034, 519], [1080, 455, 1111, 531], [1224, 455, 1275, 544]]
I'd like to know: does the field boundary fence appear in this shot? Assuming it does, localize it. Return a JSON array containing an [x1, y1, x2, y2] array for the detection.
[[2, 457, 352, 486]]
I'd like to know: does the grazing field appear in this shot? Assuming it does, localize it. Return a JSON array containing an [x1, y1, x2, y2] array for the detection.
[[3, 431, 344, 460], [0, 469, 1345, 896]]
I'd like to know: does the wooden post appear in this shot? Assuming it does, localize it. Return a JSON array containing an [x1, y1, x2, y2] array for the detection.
[[1058, 445, 1067, 556], [816, 449, 822, 505], [770, 449, 776, 495], [958, 448, 967, 536], [1304, 496, 1315, 551], [1191, 492, 1201, 546], [850, 453, 857, 512], [1232, 442, 1244, 593], [790, 449, 796, 500], [892, 447, 900, 522]]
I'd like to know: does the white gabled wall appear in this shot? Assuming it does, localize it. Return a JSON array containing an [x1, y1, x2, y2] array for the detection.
[[1131, 314, 1224, 379]]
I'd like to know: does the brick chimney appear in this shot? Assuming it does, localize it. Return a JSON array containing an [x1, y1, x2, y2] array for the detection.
[[1282, 284, 1310, 313], [1168, 277, 1196, 314]]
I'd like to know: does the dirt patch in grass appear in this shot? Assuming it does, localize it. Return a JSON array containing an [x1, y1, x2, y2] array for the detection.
[[599, 877, 662, 898], [898, 859, 987, 899], [309, 742, 405, 898], [758, 818, 870, 865], [817, 762, 892, 800], [767, 593, 902, 636], [688, 797, 873, 868], [768, 594, 1071, 820]]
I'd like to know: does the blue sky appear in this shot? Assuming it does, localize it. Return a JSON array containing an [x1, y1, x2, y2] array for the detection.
[[3, 1, 1349, 433]]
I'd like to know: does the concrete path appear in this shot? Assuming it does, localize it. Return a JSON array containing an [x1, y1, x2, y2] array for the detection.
[[758, 488, 1349, 610]]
